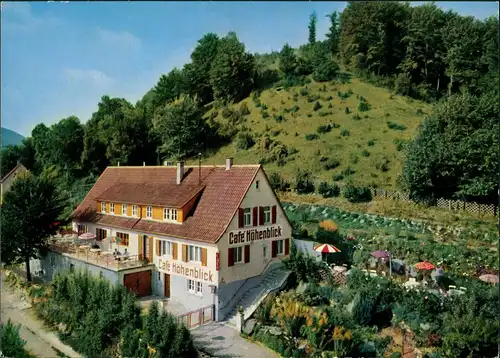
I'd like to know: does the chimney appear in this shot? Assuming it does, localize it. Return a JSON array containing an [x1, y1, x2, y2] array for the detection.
[[143, 162, 146, 166], [117, 162, 120, 167], [164, 160, 168, 166], [225, 158, 233, 171], [176, 161, 185, 185]]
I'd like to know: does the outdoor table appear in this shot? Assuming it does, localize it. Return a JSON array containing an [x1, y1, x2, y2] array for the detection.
[[90, 248, 101, 253], [448, 289, 465, 296], [79, 245, 91, 250]]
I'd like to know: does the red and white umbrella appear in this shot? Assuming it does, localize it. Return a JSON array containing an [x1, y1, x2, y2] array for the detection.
[[479, 274, 499, 284], [314, 243, 341, 253], [79, 233, 96, 240]]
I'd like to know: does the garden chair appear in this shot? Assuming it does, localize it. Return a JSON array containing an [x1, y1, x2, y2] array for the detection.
[[448, 285, 456, 290], [459, 287, 467, 292]]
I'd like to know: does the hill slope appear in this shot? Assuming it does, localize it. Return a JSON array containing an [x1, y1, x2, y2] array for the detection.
[[1, 127, 25, 148], [189, 77, 430, 190]]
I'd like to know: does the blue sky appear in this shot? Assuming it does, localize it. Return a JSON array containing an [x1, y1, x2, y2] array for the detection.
[[1, 2, 498, 137]]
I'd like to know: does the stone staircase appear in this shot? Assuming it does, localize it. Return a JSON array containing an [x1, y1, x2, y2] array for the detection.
[[225, 267, 290, 325]]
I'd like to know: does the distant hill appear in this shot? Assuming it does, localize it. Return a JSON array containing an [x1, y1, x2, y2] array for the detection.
[[2, 128, 25, 148]]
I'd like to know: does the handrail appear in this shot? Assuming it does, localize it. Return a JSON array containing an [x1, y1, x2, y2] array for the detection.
[[219, 258, 281, 311]]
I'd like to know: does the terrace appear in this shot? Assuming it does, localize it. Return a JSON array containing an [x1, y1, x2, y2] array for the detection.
[[47, 236, 150, 272]]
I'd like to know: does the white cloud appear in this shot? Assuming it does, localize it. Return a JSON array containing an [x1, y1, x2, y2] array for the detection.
[[63, 68, 115, 88], [1, 2, 63, 33], [95, 28, 142, 51]]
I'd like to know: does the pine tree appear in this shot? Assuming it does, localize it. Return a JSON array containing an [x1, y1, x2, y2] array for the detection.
[[308, 11, 317, 45]]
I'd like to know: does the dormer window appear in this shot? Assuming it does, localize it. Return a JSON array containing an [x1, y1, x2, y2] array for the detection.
[[101, 202, 106, 213], [110, 203, 115, 214], [132, 205, 138, 217], [163, 208, 178, 222], [146, 206, 152, 219], [122, 204, 128, 216]]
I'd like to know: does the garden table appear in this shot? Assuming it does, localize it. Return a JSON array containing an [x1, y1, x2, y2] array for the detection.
[[448, 289, 465, 296], [79, 245, 91, 250], [333, 266, 347, 273]]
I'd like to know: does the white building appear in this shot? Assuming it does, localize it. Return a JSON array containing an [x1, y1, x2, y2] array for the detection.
[[70, 159, 292, 321]]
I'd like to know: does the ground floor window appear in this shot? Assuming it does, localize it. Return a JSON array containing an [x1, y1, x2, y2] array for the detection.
[[116, 232, 129, 246], [96, 228, 107, 241], [77, 224, 88, 235], [188, 279, 203, 295]]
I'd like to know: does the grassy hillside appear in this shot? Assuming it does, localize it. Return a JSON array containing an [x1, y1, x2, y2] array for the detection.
[[1, 127, 25, 148], [189, 76, 430, 190]]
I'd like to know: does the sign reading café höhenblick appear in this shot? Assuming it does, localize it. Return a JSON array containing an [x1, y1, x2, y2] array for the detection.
[[228, 225, 283, 246]]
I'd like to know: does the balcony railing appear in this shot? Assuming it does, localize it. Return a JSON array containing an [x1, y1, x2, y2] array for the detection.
[[47, 241, 151, 271]]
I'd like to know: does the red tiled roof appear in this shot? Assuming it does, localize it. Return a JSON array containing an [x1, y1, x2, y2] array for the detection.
[[72, 165, 260, 243], [95, 182, 205, 207]]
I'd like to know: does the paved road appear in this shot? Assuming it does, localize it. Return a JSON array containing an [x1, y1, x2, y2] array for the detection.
[[0, 273, 81, 358], [191, 322, 280, 358]]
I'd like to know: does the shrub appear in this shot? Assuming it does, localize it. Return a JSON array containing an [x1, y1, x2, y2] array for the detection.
[[332, 174, 344, 181], [367, 139, 375, 146], [342, 184, 372, 203], [341, 166, 355, 176], [318, 111, 332, 117], [352, 114, 361, 120], [261, 110, 269, 119], [393, 138, 409, 152], [361, 150, 370, 157], [313, 101, 322, 111], [337, 91, 350, 99], [294, 170, 315, 194], [262, 103, 268, 110], [374, 157, 390, 172], [345, 107, 350, 114], [340, 128, 350, 137], [221, 107, 233, 119], [291, 105, 300, 113], [307, 113, 312, 118], [416, 108, 424, 115], [350, 154, 359, 164], [331, 122, 340, 128], [305, 133, 319, 141], [239, 102, 251, 116], [317, 124, 332, 134], [326, 95, 333, 101], [1, 320, 31, 358], [328, 103, 333, 109], [236, 132, 255, 150], [307, 94, 321, 103], [318, 182, 340, 198], [299, 87, 309, 96], [387, 121, 406, 131], [273, 113, 285, 123], [269, 172, 290, 192], [358, 101, 371, 112], [323, 158, 340, 170]]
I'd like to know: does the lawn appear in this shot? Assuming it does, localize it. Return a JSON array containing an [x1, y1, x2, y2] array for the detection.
[[188, 76, 431, 190]]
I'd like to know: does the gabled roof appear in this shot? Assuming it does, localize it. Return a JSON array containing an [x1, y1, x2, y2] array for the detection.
[[95, 182, 205, 208], [72, 165, 261, 244], [1, 163, 27, 183]]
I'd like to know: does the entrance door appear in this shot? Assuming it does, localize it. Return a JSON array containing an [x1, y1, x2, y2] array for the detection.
[[164, 274, 170, 298]]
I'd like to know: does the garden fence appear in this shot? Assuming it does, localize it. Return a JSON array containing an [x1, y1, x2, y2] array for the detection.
[[176, 304, 214, 329], [287, 182, 497, 218]]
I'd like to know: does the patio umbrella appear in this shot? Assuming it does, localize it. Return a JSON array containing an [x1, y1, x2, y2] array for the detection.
[[314, 243, 341, 253], [479, 274, 499, 284], [79, 233, 96, 240], [371, 250, 389, 259], [415, 261, 435, 271]]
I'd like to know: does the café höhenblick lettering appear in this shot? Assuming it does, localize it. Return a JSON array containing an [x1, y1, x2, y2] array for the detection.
[[229, 225, 283, 245], [158, 259, 214, 283]]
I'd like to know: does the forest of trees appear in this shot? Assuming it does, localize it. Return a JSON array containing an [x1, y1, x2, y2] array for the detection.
[[1, 2, 498, 213]]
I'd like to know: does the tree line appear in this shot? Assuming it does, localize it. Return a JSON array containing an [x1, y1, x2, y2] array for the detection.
[[1, 2, 498, 210]]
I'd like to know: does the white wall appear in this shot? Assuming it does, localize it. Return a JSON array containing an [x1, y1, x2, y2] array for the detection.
[[217, 168, 292, 284]]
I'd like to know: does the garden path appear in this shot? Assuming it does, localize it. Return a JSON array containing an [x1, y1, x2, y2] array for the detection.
[[0, 272, 82, 358], [191, 321, 280, 358]]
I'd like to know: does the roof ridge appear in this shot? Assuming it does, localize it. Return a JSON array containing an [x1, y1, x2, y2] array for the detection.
[[106, 164, 261, 168]]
